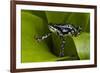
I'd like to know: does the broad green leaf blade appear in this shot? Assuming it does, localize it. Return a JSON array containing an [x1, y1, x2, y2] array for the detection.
[[21, 10, 55, 62], [52, 33, 80, 60], [21, 10, 48, 21], [73, 33, 90, 59], [65, 13, 90, 32], [45, 11, 72, 23]]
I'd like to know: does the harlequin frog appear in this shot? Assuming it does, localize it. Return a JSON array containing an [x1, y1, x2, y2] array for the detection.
[[35, 24, 82, 57]]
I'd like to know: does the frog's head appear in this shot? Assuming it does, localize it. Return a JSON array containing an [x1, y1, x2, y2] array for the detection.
[[48, 25, 57, 33]]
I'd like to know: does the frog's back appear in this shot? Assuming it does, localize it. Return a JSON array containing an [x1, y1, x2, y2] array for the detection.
[[53, 24, 75, 35]]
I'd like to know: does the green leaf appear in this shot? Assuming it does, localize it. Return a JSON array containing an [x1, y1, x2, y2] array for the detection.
[[51, 33, 80, 60], [73, 33, 90, 59], [65, 12, 90, 32], [45, 11, 72, 23]]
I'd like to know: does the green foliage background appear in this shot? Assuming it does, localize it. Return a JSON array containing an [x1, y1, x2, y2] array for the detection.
[[21, 10, 90, 63]]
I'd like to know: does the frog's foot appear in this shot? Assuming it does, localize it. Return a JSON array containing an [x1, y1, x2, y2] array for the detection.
[[59, 52, 64, 57], [34, 35, 42, 42], [35, 33, 51, 42]]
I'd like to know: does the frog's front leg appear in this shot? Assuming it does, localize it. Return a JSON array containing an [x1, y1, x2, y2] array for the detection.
[[59, 36, 65, 57], [35, 33, 51, 42]]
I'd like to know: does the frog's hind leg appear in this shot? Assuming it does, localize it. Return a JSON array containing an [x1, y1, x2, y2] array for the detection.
[[35, 33, 51, 42], [59, 36, 65, 57]]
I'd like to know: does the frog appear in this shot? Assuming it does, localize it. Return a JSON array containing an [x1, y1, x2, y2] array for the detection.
[[35, 23, 82, 57]]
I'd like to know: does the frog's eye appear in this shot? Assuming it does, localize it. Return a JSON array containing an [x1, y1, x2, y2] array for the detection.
[[48, 25, 53, 29], [48, 25, 56, 32]]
